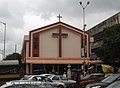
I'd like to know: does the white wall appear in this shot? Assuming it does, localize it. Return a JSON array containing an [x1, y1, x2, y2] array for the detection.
[[39, 28, 59, 57], [26, 42, 29, 57], [39, 26, 82, 58], [62, 27, 81, 57]]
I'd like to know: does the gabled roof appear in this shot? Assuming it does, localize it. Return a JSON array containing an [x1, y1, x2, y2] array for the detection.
[[30, 21, 88, 35]]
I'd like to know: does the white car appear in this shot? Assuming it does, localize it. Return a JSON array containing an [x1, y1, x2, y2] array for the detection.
[[40, 74, 54, 77], [48, 75, 76, 88], [0, 80, 53, 88], [21, 75, 66, 88]]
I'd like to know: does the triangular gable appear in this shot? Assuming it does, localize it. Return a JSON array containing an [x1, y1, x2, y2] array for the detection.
[[29, 21, 90, 57], [30, 21, 88, 36]]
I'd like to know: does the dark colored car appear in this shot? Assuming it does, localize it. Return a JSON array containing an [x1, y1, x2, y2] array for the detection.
[[86, 73, 120, 88], [80, 73, 105, 88], [106, 80, 120, 88]]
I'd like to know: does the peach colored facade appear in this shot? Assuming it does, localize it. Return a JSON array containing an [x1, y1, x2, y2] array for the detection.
[[22, 22, 91, 74]]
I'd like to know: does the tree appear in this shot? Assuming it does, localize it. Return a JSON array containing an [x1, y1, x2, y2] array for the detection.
[[3, 53, 22, 64], [95, 24, 120, 64]]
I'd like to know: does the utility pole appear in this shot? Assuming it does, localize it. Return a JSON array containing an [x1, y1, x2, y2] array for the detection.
[[0, 21, 6, 59], [79, 1, 90, 76], [15, 44, 17, 53]]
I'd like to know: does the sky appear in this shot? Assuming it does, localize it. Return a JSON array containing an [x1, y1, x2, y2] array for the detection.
[[0, 0, 120, 59]]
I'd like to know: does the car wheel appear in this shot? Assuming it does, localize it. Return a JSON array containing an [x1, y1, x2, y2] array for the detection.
[[57, 85, 64, 88], [71, 83, 75, 88]]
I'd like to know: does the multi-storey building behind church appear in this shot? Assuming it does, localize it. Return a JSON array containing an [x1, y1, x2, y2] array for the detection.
[[87, 12, 120, 51]]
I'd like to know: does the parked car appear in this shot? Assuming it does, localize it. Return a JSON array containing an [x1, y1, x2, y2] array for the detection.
[[48, 75, 76, 88], [40, 74, 54, 77], [86, 73, 120, 88], [82, 73, 105, 81], [106, 80, 120, 88], [21, 75, 66, 88], [0, 80, 53, 88], [80, 73, 105, 88]]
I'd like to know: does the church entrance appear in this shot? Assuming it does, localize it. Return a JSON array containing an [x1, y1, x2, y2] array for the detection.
[[32, 64, 82, 75]]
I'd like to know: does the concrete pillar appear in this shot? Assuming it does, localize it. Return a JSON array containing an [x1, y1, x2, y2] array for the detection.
[[26, 64, 29, 75], [57, 64, 59, 74], [30, 64, 33, 74]]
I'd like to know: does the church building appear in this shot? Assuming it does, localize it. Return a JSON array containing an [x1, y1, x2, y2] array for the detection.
[[22, 16, 91, 75]]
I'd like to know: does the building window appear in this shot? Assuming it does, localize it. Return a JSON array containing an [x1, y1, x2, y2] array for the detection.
[[93, 32, 103, 42], [33, 38, 39, 49], [33, 33, 39, 57]]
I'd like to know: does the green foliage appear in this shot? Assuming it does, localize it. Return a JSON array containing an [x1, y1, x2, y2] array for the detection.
[[3, 53, 22, 64], [95, 24, 120, 64]]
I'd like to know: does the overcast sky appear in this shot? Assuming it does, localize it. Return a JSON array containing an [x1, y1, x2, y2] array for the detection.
[[0, 0, 120, 58]]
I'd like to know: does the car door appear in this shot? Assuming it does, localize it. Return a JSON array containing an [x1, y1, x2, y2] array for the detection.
[[59, 75, 71, 86], [52, 76, 61, 82]]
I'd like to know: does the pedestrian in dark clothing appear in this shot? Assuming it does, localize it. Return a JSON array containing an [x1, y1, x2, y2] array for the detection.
[[75, 72, 81, 88]]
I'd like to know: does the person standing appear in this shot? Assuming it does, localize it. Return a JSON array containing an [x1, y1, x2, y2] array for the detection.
[[63, 72, 66, 77]]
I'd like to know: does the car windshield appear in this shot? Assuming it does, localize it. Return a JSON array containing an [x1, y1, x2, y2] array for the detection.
[[60, 76, 68, 80], [101, 74, 120, 83], [42, 77, 53, 82], [82, 75, 90, 80], [21, 76, 31, 80]]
